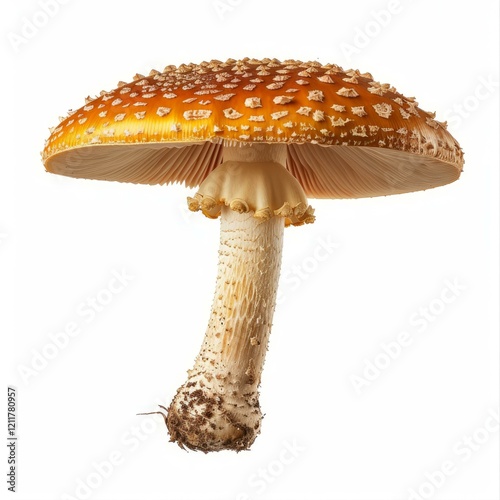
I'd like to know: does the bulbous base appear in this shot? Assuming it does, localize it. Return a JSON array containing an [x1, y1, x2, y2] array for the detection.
[[166, 382, 261, 452]]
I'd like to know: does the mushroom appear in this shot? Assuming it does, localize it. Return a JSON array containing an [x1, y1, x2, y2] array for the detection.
[[42, 58, 464, 452]]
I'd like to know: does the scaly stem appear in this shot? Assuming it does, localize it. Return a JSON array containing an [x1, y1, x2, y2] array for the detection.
[[165, 143, 313, 452], [167, 205, 284, 452]]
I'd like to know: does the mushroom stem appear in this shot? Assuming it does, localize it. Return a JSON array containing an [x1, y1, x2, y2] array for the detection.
[[167, 205, 284, 452]]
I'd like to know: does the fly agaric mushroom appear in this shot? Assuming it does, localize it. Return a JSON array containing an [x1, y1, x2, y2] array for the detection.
[[42, 58, 464, 452]]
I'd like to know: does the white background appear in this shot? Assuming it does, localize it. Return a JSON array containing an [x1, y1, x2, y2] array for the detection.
[[1, 1, 499, 499]]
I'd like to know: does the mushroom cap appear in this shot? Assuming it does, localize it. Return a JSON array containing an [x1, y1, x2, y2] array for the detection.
[[42, 58, 464, 198]]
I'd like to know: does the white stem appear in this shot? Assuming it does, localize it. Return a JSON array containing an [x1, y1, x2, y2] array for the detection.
[[167, 205, 284, 452]]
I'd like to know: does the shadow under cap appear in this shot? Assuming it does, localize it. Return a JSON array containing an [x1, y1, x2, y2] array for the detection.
[[45, 140, 461, 199]]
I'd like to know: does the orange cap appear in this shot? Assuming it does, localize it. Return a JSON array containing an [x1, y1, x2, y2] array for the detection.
[[43, 58, 463, 198]]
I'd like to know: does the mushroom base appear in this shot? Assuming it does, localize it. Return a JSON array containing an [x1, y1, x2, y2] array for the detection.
[[166, 207, 285, 452], [166, 372, 262, 452]]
